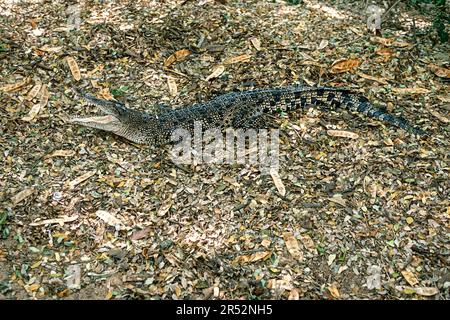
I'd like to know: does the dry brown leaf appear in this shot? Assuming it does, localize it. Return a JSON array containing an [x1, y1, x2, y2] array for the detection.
[[327, 130, 359, 139], [392, 87, 430, 94], [371, 37, 395, 46], [370, 37, 411, 48], [45, 150, 76, 159], [100, 87, 114, 100], [11, 188, 35, 205], [428, 109, 449, 123], [38, 84, 49, 107], [288, 288, 300, 300], [328, 283, 340, 299], [96, 210, 127, 230], [233, 251, 271, 264], [158, 200, 172, 216], [330, 59, 360, 74], [356, 72, 388, 85], [270, 169, 286, 196], [300, 234, 316, 253], [428, 64, 450, 78], [205, 65, 225, 81], [38, 45, 62, 53], [30, 215, 78, 226], [375, 47, 394, 56], [329, 194, 347, 206], [414, 287, 439, 296], [223, 54, 251, 65], [66, 56, 81, 81], [396, 286, 439, 296], [261, 239, 271, 248], [130, 226, 153, 240], [317, 40, 328, 50], [250, 37, 261, 51], [1, 78, 30, 92], [26, 82, 42, 101], [437, 95, 450, 103], [66, 171, 96, 189], [167, 76, 177, 96], [90, 79, 101, 89], [282, 232, 303, 261], [87, 64, 104, 77], [21, 103, 42, 122], [164, 49, 191, 67], [401, 269, 419, 286]]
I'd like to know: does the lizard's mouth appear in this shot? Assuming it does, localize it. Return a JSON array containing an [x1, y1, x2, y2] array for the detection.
[[70, 114, 121, 129], [70, 88, 126, 133]]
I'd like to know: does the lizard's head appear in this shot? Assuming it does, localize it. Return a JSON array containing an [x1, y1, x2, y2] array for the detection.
[[70, 88, 157, 144]]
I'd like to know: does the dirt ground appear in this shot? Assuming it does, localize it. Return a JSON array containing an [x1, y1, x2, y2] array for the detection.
[[0, 0, 449, 300]]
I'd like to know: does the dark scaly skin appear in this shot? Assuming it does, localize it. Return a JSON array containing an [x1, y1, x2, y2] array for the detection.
[[70, 86, 425, 145]]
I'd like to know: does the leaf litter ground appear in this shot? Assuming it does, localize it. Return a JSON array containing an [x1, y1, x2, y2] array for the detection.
[[0, 0, 449, 299]]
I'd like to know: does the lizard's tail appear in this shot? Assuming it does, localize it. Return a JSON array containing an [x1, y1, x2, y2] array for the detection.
[[280, 87, 425, 135]]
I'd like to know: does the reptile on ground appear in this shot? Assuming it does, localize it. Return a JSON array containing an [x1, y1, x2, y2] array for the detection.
[[70, 86, 425, 145]]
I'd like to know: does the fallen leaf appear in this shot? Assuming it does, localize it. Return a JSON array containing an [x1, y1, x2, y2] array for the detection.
[[1, 78, 30, 92], [330, 58, 360, 74], [396, 286, 439, 296], [392, 87, 430, 94], [205, 65, 225, 81], [261, 239, 271, 248], [401, 269, 419, 286], [283, 232, 303, 261], [328, 253, 336, 266], [66, 171, 96, 189], [164, 49, 191, 67], [11, 188, 35, 205], [87, 64, 104, 77], [66, 56, 81, 81], [436, 95, 450, 103], [375, 47, 394, 56], [414, 287, 439, 296], [100, 87, 114, 100], [21, 103, 42, 122], [233, 251, 271, 264], [300, 234, 316, 253], [130, 226, 153, 240], [270, 169, 286, 196], [356, 72, 388, 85], [26, 82, 42, 101], [327, 130, 359, 139], [223, 54, 251, 65], [288, 288, 300, 300], [317, 40, 328, 50], [22, 84, 49, 121], [167, 76, 177, 96], [30, 215, 79, 226], [45, 150, 76, 159], [428, 109, 449, 123], [328, 283, 340, 299], [250, 37, 261, 51], [158, 200, 172, 216], [95, 210, 127, 230], [329, 194, 347, 206], [66, 265, 81, 289], [370, 37, 395, 46], [366, 265, 382, 290], [38, 45, 63, 53], [90, 79, 101, 89], [428, 64, 450, 78]]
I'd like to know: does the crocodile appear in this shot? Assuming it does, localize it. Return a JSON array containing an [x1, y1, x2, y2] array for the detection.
[[70, 86, 425, 145]]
